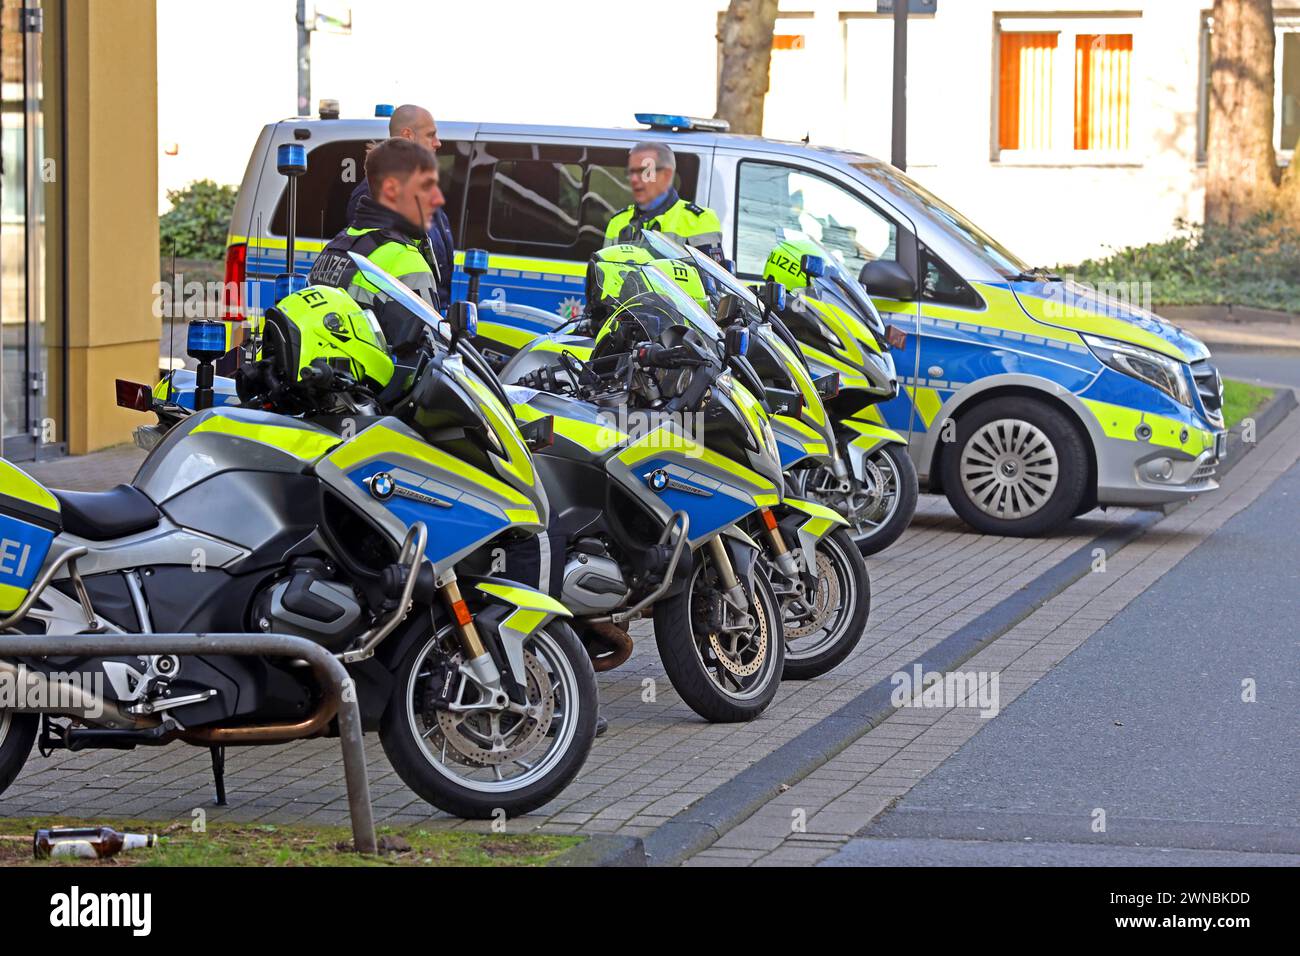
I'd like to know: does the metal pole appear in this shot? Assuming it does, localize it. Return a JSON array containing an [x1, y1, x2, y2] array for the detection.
[[296, 0, 311, 116], [0, 632, 376, 854], [891, 1, 908, 171]]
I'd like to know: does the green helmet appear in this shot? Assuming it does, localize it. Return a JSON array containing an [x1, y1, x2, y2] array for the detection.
[[262, 284, 395, 390], [649, 257, 711, 311], [763, 235, 825, 292]]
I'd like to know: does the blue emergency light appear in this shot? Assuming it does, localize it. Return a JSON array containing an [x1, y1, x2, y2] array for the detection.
[[635, 113, 731, 133], [277, 143, 308, 176], [463, 249, 490, 275], [186, 320, 227, 362], [275, 273, 308, 302], [375, 103, 394, 117], [801, 255, 826, 279]]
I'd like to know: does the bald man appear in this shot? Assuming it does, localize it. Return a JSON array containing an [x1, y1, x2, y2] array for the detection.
[[346, 104, 454, 308]]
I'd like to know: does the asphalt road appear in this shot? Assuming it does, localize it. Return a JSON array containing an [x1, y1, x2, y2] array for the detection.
[[1213, 348, 1300, 389], [825, 455, 1300, 866]]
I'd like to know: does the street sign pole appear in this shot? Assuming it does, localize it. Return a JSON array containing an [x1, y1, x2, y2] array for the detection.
[[296, 0, 311, 116], [891, 1, 908, 171]]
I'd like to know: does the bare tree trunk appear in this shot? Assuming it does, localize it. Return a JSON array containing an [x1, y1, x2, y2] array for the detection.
[[715, 0, 780, 136], [1205, 0, 1279, 228]]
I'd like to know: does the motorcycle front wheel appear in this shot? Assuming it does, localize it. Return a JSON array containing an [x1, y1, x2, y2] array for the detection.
[[0, 709, 36, 797], [653, 548, 784, 722], [800, 444, 918, 555], [773, 527, 871, 680], [379, 619, 597, 819]]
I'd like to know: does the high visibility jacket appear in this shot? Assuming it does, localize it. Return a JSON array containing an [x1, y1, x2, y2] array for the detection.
[[604, 196, 723, 253]]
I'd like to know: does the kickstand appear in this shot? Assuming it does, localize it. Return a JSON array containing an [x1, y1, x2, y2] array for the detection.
[[210, 745, 227, 806]]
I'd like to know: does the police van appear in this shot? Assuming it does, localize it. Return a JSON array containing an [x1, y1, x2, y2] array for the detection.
[[225, 109, 1227, 537]]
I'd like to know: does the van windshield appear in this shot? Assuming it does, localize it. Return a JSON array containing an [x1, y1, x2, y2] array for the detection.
[[849, 161, 1032, 278]]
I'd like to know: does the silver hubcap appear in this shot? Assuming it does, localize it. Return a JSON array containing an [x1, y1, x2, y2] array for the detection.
[[959, 418, 1059, 519]]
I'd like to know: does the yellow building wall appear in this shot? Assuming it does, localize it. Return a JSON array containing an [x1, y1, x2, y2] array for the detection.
[[57, 0, 160, 454]]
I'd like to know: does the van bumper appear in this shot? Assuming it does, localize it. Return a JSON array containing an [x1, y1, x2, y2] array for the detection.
[[1095, 431, 1226, 507]]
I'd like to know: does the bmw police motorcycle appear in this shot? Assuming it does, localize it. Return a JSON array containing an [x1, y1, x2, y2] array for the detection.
[[761, 233, 919, 554], [0, 255, 598, 820], [488, 236, 872, 682]]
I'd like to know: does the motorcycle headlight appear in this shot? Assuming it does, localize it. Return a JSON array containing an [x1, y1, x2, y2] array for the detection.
[[1083, 334, 1192, 408]]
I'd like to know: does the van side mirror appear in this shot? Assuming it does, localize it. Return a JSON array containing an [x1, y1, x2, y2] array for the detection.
[[716, 293, 744, 326], [858, 260, 915, 301], [446, 300, 478, 347]]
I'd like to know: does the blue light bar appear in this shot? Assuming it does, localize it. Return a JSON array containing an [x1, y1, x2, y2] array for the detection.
[[635, 113, 731, 133], [186, 320, 227, 360], [274, 273, 308, 303], [375, 103, 394, 117], [463, 248, 490, 274], [277, 143, 307, 175]]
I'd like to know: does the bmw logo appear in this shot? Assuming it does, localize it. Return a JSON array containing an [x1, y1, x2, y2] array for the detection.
[[647, 469, 669, 492], [368, 472, 396, 500]]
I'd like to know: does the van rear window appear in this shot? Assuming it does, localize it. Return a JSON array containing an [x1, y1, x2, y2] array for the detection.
[[269, 138, 469, 242]]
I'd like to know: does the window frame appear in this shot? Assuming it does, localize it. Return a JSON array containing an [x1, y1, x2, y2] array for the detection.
[[1198, 12, 1300, 164], [991, 13, 1142, 167], [731, 157, 916, 282]]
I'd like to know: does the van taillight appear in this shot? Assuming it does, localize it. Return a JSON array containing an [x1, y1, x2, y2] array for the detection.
[[222, 242, 247, 321]]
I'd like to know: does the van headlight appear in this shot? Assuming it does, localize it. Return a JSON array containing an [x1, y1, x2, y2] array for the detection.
[[1083, 334, 1192, 408]]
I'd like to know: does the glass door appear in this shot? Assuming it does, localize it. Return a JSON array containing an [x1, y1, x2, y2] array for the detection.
[[1, 0, 44, 460]]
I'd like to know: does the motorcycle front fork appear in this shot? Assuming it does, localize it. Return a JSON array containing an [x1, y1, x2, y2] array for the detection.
[[439, 577, 510, 709]]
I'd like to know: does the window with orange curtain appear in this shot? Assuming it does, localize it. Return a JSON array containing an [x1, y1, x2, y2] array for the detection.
[[1074, 34, 1133, 150], [998, 32, 1058, 151]]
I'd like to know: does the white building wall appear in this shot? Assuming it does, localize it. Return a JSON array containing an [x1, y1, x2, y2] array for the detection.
[[158, 0, 1231, 265]]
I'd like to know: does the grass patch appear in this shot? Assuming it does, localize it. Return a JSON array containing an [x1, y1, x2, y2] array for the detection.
[[0, 817, 581, 867], [1060, 213, 1300, 314], [1221, 379, 1275, 429]]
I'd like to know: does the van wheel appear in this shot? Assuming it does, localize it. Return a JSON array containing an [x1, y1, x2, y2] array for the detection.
[[940, 397, 1088, 537]]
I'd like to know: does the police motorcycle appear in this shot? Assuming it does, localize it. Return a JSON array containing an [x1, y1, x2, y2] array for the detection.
[[0, 256, 598, 820], [633, 241, 873, 680], [760, 232, 919, 555], [499, 258, 791, 722]]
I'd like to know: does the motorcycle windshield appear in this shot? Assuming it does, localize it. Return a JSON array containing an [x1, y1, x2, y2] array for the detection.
[[778, 229, 887, 344], [347, 251, 449, 343]]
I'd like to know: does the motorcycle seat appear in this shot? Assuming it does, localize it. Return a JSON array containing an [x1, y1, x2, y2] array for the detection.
[[53, 484, 162, 541]]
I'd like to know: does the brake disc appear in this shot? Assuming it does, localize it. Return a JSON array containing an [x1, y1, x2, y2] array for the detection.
[[707, 592, 769, 678], [785, 549, 839, 638], [435, 650, 554, 766]]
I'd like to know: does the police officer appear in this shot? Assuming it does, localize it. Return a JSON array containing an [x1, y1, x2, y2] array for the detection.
[[605, 142, 723, 258], [346, 104, 454, 309], [309, 137, 444, 354]]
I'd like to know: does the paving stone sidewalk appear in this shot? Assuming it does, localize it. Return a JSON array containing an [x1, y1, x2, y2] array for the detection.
[[683, 396, 1300, 866], [5, 440, 1128, 836], [13, 405, 1294, 855]]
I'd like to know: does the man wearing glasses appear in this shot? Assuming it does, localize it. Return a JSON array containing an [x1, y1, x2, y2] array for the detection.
[[604, 142, 724, 260]]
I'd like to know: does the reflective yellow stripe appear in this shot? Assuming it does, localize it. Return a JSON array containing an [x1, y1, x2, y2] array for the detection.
[[452, 251, 586, 277], [841, 418, 906, 446], [783, 496, 849, 527], [190, 416, 340, 461], [1081, 398, 1213, 455], [0, 459, 59, 513], [905, 386, 943, 428], [0, 581, 28, 614], [327, 423, 532, 505], [229, 235, 328, 253], [616, 425, 777, 493], [477, 581, 572, 617], [477, 321, 537, 349]]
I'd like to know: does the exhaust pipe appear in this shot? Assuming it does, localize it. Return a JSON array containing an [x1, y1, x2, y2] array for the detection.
[[583, 620, 633, 673], [0, 660, 158, 731]]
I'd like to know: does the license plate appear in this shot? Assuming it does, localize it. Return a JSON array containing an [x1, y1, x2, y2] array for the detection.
[[1215, 432, 1228, 459]]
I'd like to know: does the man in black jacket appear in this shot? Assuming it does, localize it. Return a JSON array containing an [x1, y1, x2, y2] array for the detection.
[[347, 104, 455, 310]]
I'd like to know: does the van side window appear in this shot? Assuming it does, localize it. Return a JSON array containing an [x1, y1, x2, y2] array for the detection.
[[920, 244, 982, 309], [270, 138, 469, 242], [736, 161, 897, 278], [464, 142, 701, 261]]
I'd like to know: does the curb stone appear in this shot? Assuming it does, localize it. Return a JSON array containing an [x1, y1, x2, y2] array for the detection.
[[547, 834, 646, 867], [640, 390, 1297, 867]]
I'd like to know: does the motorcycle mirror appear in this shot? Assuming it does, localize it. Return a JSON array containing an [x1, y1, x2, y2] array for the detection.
[[721, 257, 737, 275], [446, 300, 478, 348], [800, 254, 826, 280], [725, 324, 750, 359], [764, 386, 802, 418], [715, 293, 744, 326], [758, 279, 787, 315]]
